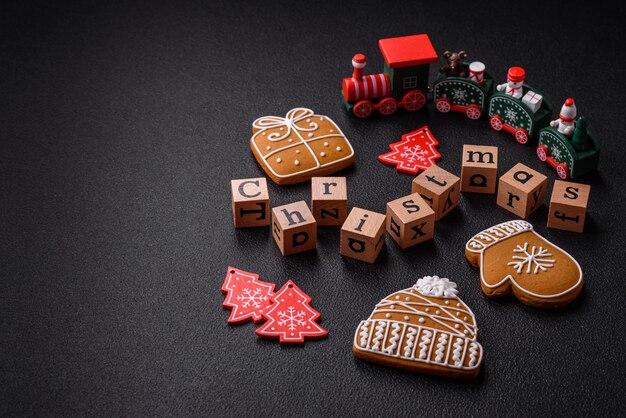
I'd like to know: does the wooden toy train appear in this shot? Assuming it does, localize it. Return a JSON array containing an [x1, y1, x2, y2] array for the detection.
[[341, 34, 599, 179]]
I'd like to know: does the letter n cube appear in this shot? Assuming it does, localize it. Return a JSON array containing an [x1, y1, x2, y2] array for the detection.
[[340, 208, 386, 263], [386, 193, 435, 249], [272, 201, 317, 256]]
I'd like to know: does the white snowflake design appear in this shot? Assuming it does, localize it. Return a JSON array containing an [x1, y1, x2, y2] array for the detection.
[[452, 88, 467, 101], [236, 288, 268, 309], [400, 145, 428, 163], [504, 108, 518, 123], [552, 148, 562, 161], [277, 306, 307, 330], [507, 243, 556, 274]]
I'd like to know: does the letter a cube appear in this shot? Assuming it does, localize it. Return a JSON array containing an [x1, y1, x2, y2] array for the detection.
[[386, 193, 435, 249], [231, 178, 270, 228], [460, 144, 498, 194], [497, 163, 547, 218], [311, 177, 348, 226], [340, 208, 386, 263], [272, 201, 317, 256], [547, 180, 591, 233], [411, 165, 460, 221]]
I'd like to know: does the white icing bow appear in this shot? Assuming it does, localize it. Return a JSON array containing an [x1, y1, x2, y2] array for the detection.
[[252, 107, 319, 142], [414, 276, 458, 298]]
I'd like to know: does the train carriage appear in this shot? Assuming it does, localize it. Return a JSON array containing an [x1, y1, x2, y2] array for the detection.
[[433, 63, 493, 120], [342, 34, 438, 118], [488, 84, 552, 144], [536, 116, 599, 179]]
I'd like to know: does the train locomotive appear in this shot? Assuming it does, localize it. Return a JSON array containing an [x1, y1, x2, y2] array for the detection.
[[342, 34, 438, 118]]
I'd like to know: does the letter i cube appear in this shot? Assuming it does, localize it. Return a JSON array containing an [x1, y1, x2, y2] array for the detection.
[[497, 163, 547, 218], [271, 201, 317, 256], [231, 178, 270, 228], [340, 208, 386, 263], [311, 177, 348, 226], [386, 193, 435, 249], [411, 165, 460, 221], [547, 180, 591, 233], [460, 144, 498, 194]]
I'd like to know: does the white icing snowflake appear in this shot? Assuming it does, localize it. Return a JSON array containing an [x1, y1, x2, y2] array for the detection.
[[414, 276, 458, 298], [507, 243, 556, 274], [504, 108, 518, 123], [552, 148, 562, 161], [277, 306, 306, 330], [400, 145, 428, 163], [452, 88, 467, 101], [236, 288, 268, 309]]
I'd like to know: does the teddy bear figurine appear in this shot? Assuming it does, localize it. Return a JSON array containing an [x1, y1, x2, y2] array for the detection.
[[439, 50, 467, 77]]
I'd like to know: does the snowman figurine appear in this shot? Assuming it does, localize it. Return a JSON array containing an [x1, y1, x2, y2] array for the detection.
[[550, 98, 577, 136], [496, 66, 525, 99]]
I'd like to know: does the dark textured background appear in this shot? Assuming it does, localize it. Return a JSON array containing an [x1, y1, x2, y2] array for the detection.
[[2, 1, 626, 416]]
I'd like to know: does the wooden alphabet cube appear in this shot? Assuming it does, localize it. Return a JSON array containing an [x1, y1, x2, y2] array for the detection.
[[460, 144, 498, 194], [340, 208, 386, 263], [497, 163, 548, 218], [386, 193, 435, 249], [411, 165, 460, 221], [547, 180, 591, 233], [272, 201, 317, 256], [311, 177, 348, 226], [231, 178, 270, 228]]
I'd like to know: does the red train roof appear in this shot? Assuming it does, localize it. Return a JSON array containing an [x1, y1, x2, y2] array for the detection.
[[378, 34, 438, 68]]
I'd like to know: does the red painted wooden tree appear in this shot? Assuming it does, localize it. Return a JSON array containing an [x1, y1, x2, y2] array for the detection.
[[221, 267, 275, 324], [256, 280, 327, 344], [378, 126, 441, 175]]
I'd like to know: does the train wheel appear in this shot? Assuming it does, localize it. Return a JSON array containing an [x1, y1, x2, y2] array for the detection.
[[353, 100, 373, 118], [556, 163, 570, 180], [515, 128, 529, 144], [403, 90, 427, 111], [536, 145, 549, 162], [378, 97, 397, 116], [466, 105, 482, 120], [490, 115, 503, 131], [435, 98, 451, 113]]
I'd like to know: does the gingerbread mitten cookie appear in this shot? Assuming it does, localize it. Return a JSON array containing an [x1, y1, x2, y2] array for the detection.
[[352, 276, 483, 379], [465, 220, 583, 308], [250, 107, 355, 185]]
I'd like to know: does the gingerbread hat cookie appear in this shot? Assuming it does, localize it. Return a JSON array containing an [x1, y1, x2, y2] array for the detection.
[[250, 107, 355, 185], [465, 220, 583, 308], [352, 276, 483, 379]]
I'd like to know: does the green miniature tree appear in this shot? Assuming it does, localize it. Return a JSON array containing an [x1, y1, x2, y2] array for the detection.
[[572, 115, 588, 152]]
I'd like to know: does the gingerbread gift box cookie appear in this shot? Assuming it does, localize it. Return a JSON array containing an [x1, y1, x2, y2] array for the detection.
[[250, 107, 355, 185], [465, 220, 583, 308], [352, 276, 483, 379]]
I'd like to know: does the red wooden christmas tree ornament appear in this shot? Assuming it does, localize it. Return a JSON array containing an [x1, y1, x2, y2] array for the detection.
[[221, 266, 276, 324], [255, 280, 328, 344], [378, 126, 441, 175]]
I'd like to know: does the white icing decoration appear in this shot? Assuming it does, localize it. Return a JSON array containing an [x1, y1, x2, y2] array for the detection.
[[403, 316, 410, 320], [372, 322, 386, 351], [414, 276, 459, 298], [404, 328, 418, 357], [453, 337, 464, 366], [336, 146, 342, 151], [418, 330, 432, 359], [288, 138, 293, 143], [454, 324, 460, 329], [320, 152, 326, 157], [425, 308, 430, 312], [507, 242, 555, 274], [308, 133, 313, 137], [395, 296, 400, 300], [295, 149, 301, 154], [276, 158, 282, 163], [418, 318, 425, 323], [385, 313, 391, 318], [384, 323, 401, 354], [468, 342, 479, 367], [359, 321, 370, 347], [294, 160, 300, 166], [435, 334, 448, 362], [323, 142, 329, 147], [266, 146, 271, 150]]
